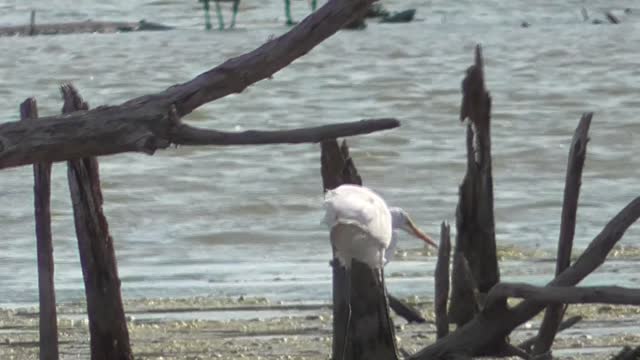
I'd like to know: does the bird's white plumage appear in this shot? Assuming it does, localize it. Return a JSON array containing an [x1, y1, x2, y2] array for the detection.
[[323, 184, 393, 268]]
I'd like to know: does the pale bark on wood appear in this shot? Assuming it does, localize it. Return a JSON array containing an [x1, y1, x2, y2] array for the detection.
[[533, 113, 592, 356], [435, 221, 451, 339], [409, 196, 640, 359], [0, 0, 386, 170], [63, 85, 132, 360], [20, 98, 59, 360], [451, 45, 501, 327], [486, 283, 640, 308]]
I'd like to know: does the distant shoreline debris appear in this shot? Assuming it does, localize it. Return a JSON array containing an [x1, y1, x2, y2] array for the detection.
[[0, 10, 173, 38]]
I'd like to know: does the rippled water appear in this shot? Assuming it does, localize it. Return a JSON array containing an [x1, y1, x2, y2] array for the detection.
[[0, 0, 638, 306]]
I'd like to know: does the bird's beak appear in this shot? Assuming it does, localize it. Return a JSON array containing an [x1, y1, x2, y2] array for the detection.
[[406, 218, 438, 248]]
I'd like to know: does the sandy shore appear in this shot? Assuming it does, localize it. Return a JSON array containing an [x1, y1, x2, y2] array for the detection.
[[1, 295, 639, 359]]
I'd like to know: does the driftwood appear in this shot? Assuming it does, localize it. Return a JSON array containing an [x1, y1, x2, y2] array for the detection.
[[533, 114, 591, 356], [0, 19, 173, 37], [518, 316, 583, 352], [434, 222, 451, 339], [449, 45, 501, 327], [20, 98, 59, 360], [0, 0, 386, 170], [410, 194, 640, 359], [486, 283, 640, 308], [63, 85, 132, 360], [408, 47, 640, 359]]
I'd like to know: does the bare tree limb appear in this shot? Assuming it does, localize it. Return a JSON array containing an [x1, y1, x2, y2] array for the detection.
[[0, 0, 384, 170], [171, 118, 399, 145], [435, 221, 451, 339], [410, 196, 640, 359], [534, 113, 592, 355], [21, 98, 59, 360], [486, 283, 640, 308], [518, 316, 583, 352]]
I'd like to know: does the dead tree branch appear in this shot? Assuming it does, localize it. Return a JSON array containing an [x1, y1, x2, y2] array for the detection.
[[435, 221, 451, 339], [533, 113, 592, 356], [410, 195, 640, 359], [0, 0, 388, 170], [518, 316, 583, 352], [486, 283, 640, 308], [21, 98, 59, 360]]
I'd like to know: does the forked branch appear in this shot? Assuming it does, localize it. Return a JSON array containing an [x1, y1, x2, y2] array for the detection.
[[0, 0, 385, 170]]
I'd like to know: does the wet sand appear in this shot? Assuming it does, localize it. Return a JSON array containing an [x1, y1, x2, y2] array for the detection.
[[1, 296, 639, 359]]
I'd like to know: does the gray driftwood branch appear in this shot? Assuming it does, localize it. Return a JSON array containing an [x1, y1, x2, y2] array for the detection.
[[0, 0, 387, 170], [486, 283, 640, 308]]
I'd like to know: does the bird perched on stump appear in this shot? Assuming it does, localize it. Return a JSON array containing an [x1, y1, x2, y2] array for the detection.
[[323, 184, 437, 269]]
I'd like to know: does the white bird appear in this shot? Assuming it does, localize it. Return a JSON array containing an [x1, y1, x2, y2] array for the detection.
[[323, 184, 437, 269]]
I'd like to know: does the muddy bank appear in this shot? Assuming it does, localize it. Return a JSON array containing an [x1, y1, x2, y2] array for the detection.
[[0, 296, 639, 359]]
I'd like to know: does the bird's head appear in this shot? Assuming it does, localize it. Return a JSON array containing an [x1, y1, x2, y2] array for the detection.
[[389, 207, 438, 248]]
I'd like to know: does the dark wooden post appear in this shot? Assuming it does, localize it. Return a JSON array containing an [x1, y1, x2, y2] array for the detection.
[[62, 84, 133, 360], [434, 222, 451, 339], [450, 45, 502, 325], [20, 98, 59, 360], [320, 139, 398, 360], [532, 114, 592, 357]]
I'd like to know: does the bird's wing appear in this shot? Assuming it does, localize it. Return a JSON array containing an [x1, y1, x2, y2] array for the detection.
[[323, 184, 392, 249]]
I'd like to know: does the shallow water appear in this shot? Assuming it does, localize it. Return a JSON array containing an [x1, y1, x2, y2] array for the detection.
[[0, 0, 639, 306]]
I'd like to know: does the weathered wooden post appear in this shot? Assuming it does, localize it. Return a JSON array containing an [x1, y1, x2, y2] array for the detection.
[[449, 45, 502, 326], [532, 114, 592, 358], [20, 98, 59, 360], [434, 222, 451, 339], [320, 139, 399, 360], [62, 85, 133, 360]]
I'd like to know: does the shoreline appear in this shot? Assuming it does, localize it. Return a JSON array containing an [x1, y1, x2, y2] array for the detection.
[[1, 296, 639, 359]]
